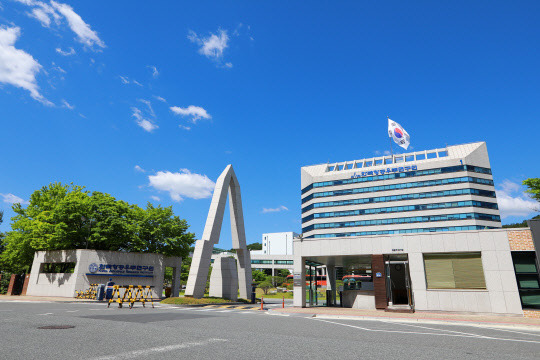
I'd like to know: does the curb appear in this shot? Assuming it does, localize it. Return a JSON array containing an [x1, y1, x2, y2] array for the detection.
[[160, 302, 252, 308], [312, 314, 540, 331]]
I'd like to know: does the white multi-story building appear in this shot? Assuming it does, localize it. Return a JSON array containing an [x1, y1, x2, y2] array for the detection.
[[301, 142, 501, 239], [292, 142, 537, 316], [252, 232, 298, 255], [211, 232, 299, 277]]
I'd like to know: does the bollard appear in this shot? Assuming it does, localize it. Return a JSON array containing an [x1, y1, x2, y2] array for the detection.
[[282, 296, 285, 308], [260, 296, 264, 311]]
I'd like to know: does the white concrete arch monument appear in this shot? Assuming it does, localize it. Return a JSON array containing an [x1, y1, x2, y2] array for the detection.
[[185, 165, 252, 300]]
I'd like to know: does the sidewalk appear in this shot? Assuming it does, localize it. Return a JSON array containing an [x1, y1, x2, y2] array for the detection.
[[272, 306, 540, 329], [0, 295, 99, 303]]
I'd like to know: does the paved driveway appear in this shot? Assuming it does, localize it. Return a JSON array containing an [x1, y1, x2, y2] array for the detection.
[[0, 301, 539, 359]]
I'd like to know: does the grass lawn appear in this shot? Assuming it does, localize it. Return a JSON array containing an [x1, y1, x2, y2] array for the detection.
[[161, 296, 250, 305], [255, 288, 294, 299]]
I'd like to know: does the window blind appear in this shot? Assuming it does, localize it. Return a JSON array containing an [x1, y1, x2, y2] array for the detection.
[[424, 253, 486, 289]]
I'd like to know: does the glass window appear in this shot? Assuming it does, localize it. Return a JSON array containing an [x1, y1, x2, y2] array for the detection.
[[375, 159, 383, 165], [346, 164, 353, 170], [423, 253, 486, 289], [513, 252, 538, 273], [274, 260, 293, 265], [395, 156, 404, 163], [416, 153, 426, 160], [427, 152, 437, 159], [384, 157, 393, 164], [365, 161, 373, 167], [355, 162, 363, 168], [405, 155, 414, 162], [40, 262, 76, 274], [337, 165, 344, 171], [251, 260, 272, 264], [511, 251, 540, 309]]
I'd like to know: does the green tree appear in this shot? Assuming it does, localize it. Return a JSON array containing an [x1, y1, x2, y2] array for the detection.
[[258, 278, 273, 295], [0, 210, 4, 259], [523, 178, 540, 203], [502, 215, 540, 228], [271, 276, 286, 287], [252, 269, 267, 283], [0, 182, 195, 273], [246, 242, 262, 251], [276, 269, 290, 277]]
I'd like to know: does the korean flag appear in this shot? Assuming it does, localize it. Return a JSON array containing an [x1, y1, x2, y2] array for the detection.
[[388, 118, 411, 150]]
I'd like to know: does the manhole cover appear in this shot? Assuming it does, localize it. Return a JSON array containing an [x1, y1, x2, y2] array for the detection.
[[38, 325, 75, 329]]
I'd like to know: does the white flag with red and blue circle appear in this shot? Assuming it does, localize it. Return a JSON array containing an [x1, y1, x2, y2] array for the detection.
[[388, 118, 411, 150]]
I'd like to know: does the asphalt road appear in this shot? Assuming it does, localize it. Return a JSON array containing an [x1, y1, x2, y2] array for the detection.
[[0, 300, 539, 360]]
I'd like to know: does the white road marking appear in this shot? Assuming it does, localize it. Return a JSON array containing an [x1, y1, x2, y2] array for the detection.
[[216, 310, 233, 313], [66, 310, 79, 313], [313, 318, 540, 344], [194, 308, 216, 311], [90, 338, 227, 360], [380, 320, 486, 338], [475, 326, 540, 337], [0, 310, 13, 312], [37, 313, 53, 316], [0, 300, 52, 303]]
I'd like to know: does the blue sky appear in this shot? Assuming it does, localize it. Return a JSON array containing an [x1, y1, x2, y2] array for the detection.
[[1, 1, 539, 249]]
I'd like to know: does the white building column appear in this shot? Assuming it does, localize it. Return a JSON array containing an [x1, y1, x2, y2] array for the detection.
[[326, 265, 336, 306]]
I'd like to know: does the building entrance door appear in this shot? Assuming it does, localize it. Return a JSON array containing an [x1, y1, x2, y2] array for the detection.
[[385, 260, 413, 308]]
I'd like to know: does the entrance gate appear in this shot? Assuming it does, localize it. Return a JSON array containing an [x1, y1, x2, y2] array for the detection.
[[385, 259, 413, 308]]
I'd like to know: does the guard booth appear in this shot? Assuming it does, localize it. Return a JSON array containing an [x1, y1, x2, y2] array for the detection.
[[297, 254, 414, 311]]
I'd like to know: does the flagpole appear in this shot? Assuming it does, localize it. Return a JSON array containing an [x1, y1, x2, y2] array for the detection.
[[387, 116, 394, 158]]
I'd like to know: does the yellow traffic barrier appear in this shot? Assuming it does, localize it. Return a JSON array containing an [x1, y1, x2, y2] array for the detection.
[[128, 285, 154, 309], [107, 285, 155, 309], [75, 284, 98, 299]]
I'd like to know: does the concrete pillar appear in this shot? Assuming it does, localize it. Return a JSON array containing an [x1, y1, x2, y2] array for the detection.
[[372, 255, 387, 309], [6, 274, 16, 296], [21, 274, 31, 296], [293, 257, 306, 307], [209, 257, 238, 301], [171, 267, 181, 298], [326, 265, 336, 306]]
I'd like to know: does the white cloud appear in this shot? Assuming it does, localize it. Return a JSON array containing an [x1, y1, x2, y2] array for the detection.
[[153, 95, 166, 102], [134, 165, 145, 173], [61, 99, 74, 109], [170, 105, 211, 124], [119, 76, 142, 86], [25, 1, 61, 28], [150, 195, 160, 202], [0, 26, 52, 105], [51, 62, 66, 74], [188, 29, 229, 61], [56, 47, 75, 56], [132, 107, 158, 132], [50, 1, 105, 49], [148, 169, 215, 202], [29, 7, 51, 26], [496, 180, 539, 219], [262, 205, 289, 214], [224, 62, 233, 68], [138, 99, 155, 118], [148, 65, 158, 78], [0, 193, 28, 204], [178, 125, 191, 130]]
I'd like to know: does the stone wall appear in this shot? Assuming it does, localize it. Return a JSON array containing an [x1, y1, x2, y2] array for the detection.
[[507, 229, 535, 251]]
